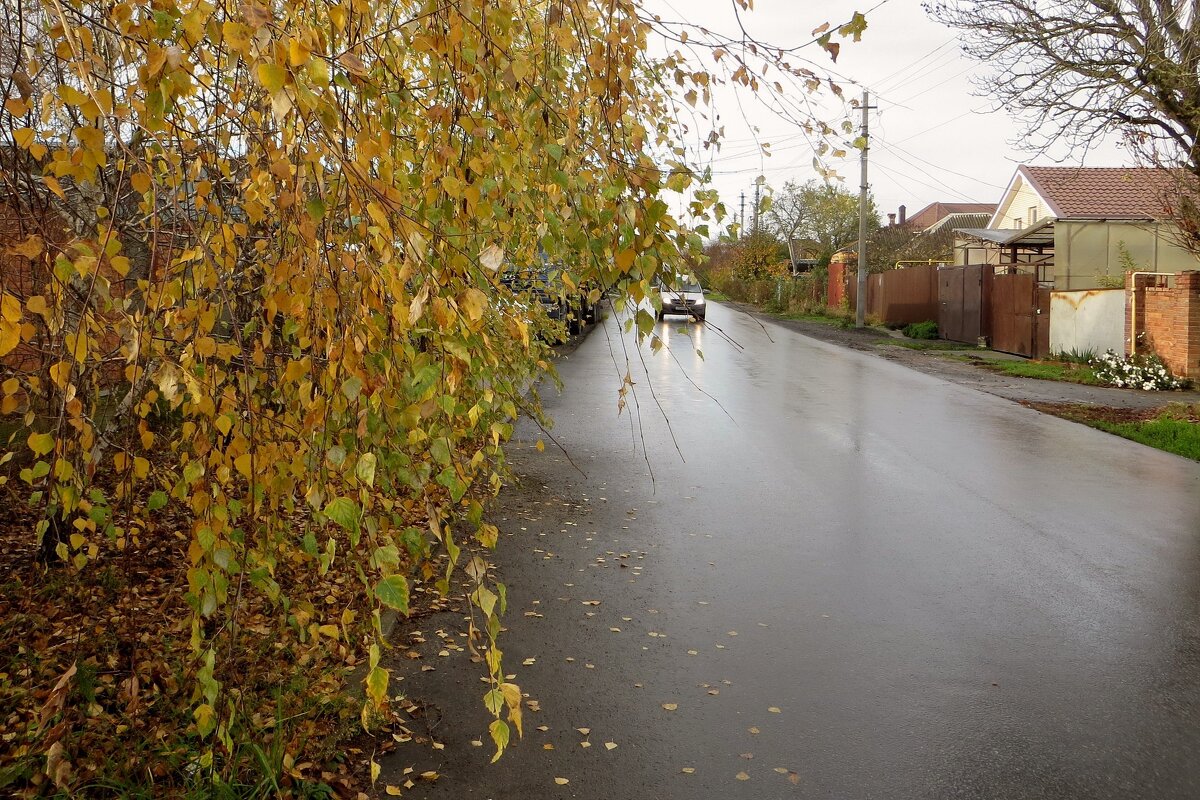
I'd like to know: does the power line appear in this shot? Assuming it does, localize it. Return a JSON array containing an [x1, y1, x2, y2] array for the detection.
[[888, 63, 979, 107], [873, 40, 960, 93], [876, 139, 1007, 191], [871, 159, 986, 204]]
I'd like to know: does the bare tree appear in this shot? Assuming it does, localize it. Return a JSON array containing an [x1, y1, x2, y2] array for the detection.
[[928, 0, 1200, 169], [763, 179, 878, 263]]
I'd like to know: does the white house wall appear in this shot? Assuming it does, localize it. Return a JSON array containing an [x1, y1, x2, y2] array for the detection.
[[1049, 289, 1125, 356], [990, 177, 1052, 230]]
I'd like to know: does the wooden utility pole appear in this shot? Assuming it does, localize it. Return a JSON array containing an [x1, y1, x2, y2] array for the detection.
[[739, 191, 746, 237], [856, 90, 872, 328]]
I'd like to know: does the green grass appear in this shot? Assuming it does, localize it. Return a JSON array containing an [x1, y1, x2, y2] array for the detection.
[[902, 320, 939, 340], [704, 289, 730, 301], [779, 311, 857, 327], [981, 359, 1102, 385], [1089, 416, 1200, 461]]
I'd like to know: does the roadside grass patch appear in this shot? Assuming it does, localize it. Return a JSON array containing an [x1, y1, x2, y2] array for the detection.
[[978, 358, 1102, 385], [1029, 402, 1200, 461], [1092, 416, 1200, 460], [902, 320, 938, 340], [881, 339, 967, 351], [704, 289, 730, 301]]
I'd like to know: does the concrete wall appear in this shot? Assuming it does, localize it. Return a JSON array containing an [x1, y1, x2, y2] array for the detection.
[[1126, 271, 1200, 378], [1049, 289, 1125, 356], [1057, 220, 1200, 290]]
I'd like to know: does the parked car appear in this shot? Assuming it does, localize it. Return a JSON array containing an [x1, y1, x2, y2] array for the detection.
[[501, 263, 595, 338], [657, 275, 706, 321]]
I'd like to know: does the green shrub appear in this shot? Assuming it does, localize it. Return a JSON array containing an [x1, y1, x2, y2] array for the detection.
[[902, 320, 938, 340]]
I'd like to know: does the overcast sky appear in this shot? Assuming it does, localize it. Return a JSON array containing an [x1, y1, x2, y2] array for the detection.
[[651, 0, 1130, 231]]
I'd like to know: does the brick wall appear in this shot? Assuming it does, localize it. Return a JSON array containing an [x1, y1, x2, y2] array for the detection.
[[1126, 270, 1200, 378]]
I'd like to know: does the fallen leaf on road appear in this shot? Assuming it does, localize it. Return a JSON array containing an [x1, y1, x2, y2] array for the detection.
[[471, 739, 483, 747], [736, 771, 750, 781], [605, 742, 617, 750], [580, 741, 591, 748], [789, 772, 801, 784], [748, 727, 760, 734], [577, 727, 590, 735], [681, 767, 696, 774], [544, 743, 555, 750], [610, 627, 621, 632], [687, 649, 698, 656], [768, 706, 781, 713], [662, 703, 678, 711], [386, 787, 402, 797], [727, 631, 738, 636], [773, 768, 789, 774], [707, 689, 719, 696], [740, 752, 753, 759], [537, 725, 549, 732], [555, 777, 570, 785]]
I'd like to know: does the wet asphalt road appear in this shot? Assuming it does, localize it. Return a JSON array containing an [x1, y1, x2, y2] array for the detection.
[[384, 301, 1200, 799]]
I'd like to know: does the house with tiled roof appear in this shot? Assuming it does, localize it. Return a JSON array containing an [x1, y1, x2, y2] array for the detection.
[[953, 165, 1200, 290], [899, 201, 997, 232]]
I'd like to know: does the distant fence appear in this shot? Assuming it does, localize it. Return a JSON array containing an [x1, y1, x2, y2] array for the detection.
[[835, 264, 940, 326]]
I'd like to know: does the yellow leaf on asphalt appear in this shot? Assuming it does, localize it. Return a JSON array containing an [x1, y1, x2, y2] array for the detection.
[[681, 767, 695, 774], [604, 741, 617, 750], [736, 771, 750, 781], [768, 706, 781, 713], [385, 786, 402, 796], [661, 703, 677, 711], [554, 777, 569, 785]]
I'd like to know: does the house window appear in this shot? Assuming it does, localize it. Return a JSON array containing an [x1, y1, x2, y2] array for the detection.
[[1028, 206, 1038, 224], [1013, 217, 1022, 228]]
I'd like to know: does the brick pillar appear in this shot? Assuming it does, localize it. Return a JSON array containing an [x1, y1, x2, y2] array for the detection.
[[1177, 271, 1200, 379]]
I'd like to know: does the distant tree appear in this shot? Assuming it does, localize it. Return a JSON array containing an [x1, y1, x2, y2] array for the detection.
[[731, 230, 790, 280], [928, 0, 1200, 253], [763, 180, 879, 264], [869, 227, 955, 272]]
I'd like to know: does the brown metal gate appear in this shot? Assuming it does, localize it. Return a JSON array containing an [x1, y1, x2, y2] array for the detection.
[[938, 265, 991, 344], [990, 273, 1051, 358]]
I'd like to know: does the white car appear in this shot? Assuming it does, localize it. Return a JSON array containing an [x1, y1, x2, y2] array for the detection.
[[657, 278, 706, 321]]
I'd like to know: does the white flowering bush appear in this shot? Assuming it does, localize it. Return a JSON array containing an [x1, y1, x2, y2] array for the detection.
[[1090, 350, 1184, 390]]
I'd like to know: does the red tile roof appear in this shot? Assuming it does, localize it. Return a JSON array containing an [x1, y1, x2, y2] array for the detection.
[[1020, 166, 1175, 219], [904, 201, 996, 230]]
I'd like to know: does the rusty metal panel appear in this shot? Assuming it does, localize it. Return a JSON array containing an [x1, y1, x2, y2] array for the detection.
[[1035, 287, 1052, 359], [991, 273, 1037, 357], [878, 265, 939, 325], [939, 267, 965, 342], [939, 265, 993, 344]]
